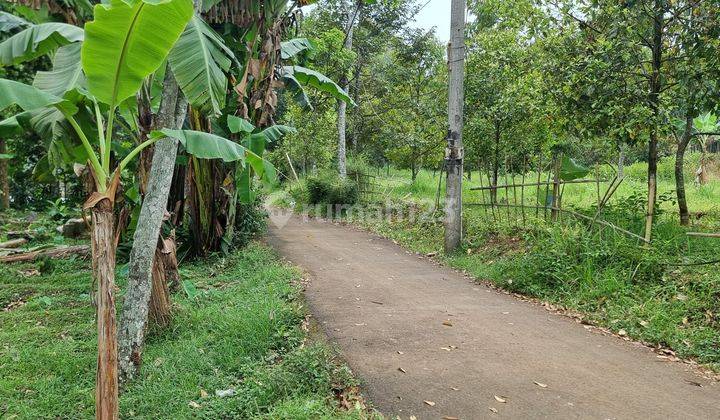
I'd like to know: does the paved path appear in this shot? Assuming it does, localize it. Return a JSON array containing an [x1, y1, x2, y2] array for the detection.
[[267, 214, 719, 419]]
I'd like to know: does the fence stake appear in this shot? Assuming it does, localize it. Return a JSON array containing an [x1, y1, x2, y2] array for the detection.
[[476, 160, 489, 217], [551, 153, 560, 222], [504, 156, 512, 221], [521, 158, 527, 227], [535, 155, 542, 218]]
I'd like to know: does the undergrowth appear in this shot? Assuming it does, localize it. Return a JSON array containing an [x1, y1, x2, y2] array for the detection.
[[0, 241, 372, 418]]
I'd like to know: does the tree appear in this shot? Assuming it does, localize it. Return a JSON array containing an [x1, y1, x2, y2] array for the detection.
[[547, 0, 718, 241], [381, 28, 445, 181], [443, 0, 465, 252], [465, 0, 547, 202]]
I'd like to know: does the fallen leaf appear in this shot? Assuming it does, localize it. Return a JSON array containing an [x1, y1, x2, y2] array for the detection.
[[685, 379, 703, 387], [370, 301, 384, 305], [410, 416, 418, 420], [639, 320, 648, 327], [442, 417, 459, 420], [534, 381, 548, 388], [19, 269, 40, 277], [398, 367, 406, 373], [450, 387, 459, 391], [424, 400, 436, 407], [618, 329, 627, 337], [494, 395, 507, 403], [215, 388, 236, 398], [199, 389, 208, 398], [489, 407, 498, 413], [397, 351, 404, 355], [442, 320, 453, 327], [188, 401, 201, 409]]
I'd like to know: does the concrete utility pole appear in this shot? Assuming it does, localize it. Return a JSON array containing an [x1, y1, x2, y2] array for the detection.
[[443, 0, 466, 252]]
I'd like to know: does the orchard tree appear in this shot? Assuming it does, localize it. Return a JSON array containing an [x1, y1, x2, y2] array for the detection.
[[381, 28, 445, 181], [465, 0, 548, 201], [544, 0, 714, 240]]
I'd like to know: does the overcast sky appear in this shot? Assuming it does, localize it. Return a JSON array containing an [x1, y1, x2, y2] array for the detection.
[[409, 0, 451, 42]]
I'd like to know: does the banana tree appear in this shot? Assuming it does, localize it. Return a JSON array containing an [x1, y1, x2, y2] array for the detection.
[[0, 0, 273, 417], [693, 112, 719, 184], [180, 0, 354, 256]]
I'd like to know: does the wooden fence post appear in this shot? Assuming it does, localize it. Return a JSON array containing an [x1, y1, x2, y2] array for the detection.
[[551, 154, 561, 222]]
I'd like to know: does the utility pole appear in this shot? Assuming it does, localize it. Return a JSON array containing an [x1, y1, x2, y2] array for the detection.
[[443, 0, 466, 252]]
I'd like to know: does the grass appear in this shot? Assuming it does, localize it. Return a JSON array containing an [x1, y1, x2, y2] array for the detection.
[[284, 156, 720, 372], [0, 239, 372, 419]]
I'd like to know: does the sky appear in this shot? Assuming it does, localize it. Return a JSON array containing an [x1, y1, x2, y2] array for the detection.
[[409, 0, 451, 42]]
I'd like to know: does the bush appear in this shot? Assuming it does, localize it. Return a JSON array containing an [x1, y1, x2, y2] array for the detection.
[[233, 195, 269, 248], [306, 175, 358, 206]]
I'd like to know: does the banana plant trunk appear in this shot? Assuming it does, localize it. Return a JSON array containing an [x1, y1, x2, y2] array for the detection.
[[187, 155, 227, 255], [90, 198, 118, 420], [0, 138, 8, 210]]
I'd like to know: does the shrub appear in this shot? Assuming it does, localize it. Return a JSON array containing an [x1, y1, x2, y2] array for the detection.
[[306, 175, 358, 206], [233, 195, 268, 248]]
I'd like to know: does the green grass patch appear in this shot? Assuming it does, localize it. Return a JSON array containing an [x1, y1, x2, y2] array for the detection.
[[0, 242, 370, 418]]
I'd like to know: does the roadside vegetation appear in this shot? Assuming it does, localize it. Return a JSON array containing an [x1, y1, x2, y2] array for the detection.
[[0, 220, 369, 418]]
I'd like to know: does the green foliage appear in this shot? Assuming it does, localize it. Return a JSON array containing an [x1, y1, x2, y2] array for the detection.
[[81, 0, 192, 107], [282, 65, 355, 106], [0, 78, 76, 114], [306, 174, 358, 207], [156, 129, 250, 163], [232, 195, 268, 248], [280, 37, 314, 60], [32, 43, 85, 96], [168, 15, 236, 116], [0, 22, 83, 65]]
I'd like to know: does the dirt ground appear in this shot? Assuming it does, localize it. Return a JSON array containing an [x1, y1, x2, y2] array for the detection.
[[267, 214, 719, 419]]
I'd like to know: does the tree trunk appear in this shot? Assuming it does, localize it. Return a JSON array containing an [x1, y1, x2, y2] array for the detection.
[[118, 67, 187, 383], [91, 198, 118, 420], [0, 138, 9, 210], [617, 144, 625, 178], [490, 120, 500, 204], [676, 114, 693, 226], [644, 0, 663, 244], [148, 240, 172, 327], [337, 1, 359, 179], [443, 0, 466, 253]]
